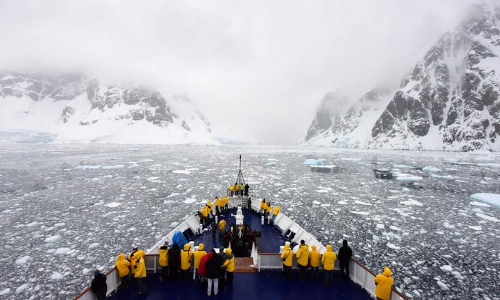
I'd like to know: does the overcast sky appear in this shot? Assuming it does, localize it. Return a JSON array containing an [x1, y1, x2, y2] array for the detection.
[[0, 0, 479, 144]]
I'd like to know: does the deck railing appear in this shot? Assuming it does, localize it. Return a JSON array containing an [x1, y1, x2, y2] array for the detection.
[[75, 197, 411, 300]]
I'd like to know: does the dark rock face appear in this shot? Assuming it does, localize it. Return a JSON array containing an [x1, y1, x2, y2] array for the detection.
[[369, 4, 500, 151]]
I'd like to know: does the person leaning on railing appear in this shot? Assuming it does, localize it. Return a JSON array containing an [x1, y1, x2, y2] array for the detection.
[[158, 242, 169, 282], [115, 253, 130, 289], [375, 267, 394, 300], [296, 240, 309, 281], [321, 245, 337, 287]]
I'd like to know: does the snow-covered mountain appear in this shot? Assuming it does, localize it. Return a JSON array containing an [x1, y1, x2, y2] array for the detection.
[[0, 72, 217, 144], [304, 3, 500, 152], [303, 88, 394, 147]]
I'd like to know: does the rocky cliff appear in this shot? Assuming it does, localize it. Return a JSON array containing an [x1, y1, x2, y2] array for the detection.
[[0, 72, 215, 144], [304, 4, 500, 151]]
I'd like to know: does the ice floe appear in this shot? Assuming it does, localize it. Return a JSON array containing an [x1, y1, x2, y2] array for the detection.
[[183, 197, 197, 204], [15, 256, 31, 265], [470, 193, 500, 208], [44, 234, 62, 243], [303, 159, 325, 165], [468, 226, 482, 231], [104, 202, 122, 208], [350, 211, 369, 215], [172, 170, 191, 174], [423, 166, 441, 172], [400, 199, 423, 206], [15, 284, 29, 294], [50, 272, 64, 280], [475, 213, 499, 222], [387, 243, 401, 250], [470, 201, 491, 207]]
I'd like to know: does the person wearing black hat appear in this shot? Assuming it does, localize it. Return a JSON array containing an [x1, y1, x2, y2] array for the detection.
[[338, 239, 353, 280], [91, 270, 107, 300]]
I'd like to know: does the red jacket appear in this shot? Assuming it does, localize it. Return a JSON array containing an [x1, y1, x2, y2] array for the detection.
[[198, 252, 213, 276]]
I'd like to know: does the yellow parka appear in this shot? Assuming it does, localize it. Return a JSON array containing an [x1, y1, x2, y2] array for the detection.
[[207, 201, 213, 212], [115, 253, 130, 277], [218, 198, 224, 207], [280, 244, 293, 267], [215, 198, 220, 207], [159, 244, 169, 267], [200, 206, 209, 217], [193, 243, 207, 269], [309, 245, 321, 268], [265, 205, 271, 213], [272, 206, 280, 215], [321, 245, 337, 271], [296, 244, 309, 266], [221, 249, 235, 272], [229, 185, 234, 191], [235, 184, 239, 191], [134, 251, 146, 278], [180, 244, 194, 270], [219, 219, 226, 231], [375, 267, 394, 300]]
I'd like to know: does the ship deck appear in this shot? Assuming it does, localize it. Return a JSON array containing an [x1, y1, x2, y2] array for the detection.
[[106, 208, 372, 300], [193, 207, 285, 253], [108, 270, 373, 300]]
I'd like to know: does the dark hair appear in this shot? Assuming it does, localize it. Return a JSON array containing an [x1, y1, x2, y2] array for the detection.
[[300, 240, 305, 245]]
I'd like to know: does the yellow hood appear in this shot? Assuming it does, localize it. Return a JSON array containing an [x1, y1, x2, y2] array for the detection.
[[198, 243, 204, 251], [184, 244, 191, 251], [383, 267, 392, 277], [326, 245, 333, 252], [284, 244, 290, 251], [225, 248, 232, 255], [311, 245, 317, 251], [117, 253, 125, 261]]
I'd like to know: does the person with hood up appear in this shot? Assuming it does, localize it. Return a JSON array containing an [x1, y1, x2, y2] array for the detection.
[[337, 239, 353, 280], [168, 243, 181, 281], [133, 251, 148, 295], [91, 270, 107, 300], [218, 197, 225, 213], [115, 253, 130, 289], [200, 206, 209, 225], [158, 242, 169, 282], [321, 245, 337, 287], [270, 205, 280, 224], [221, 248, 235, 285], [194, 243, 207, 283], [215, 197, 220, 215], [218, 219, 226, 238], [280, 244, 293, 280], [375, 267, 394, 300], [260, 199, 267, 214], [229, 184, 234, 197], [198, 251, 213, 281], [309, 245, 321, 280], [206, 249, 223, 296], [296, 240, 309, 281], [180, 244, 194, 282]]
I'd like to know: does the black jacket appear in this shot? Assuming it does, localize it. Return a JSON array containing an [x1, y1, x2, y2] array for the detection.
[[168, 244, 181, 267], [205, 256, 223, 279], [91, 274, 107, 293], [338, 245, 352, 263]]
